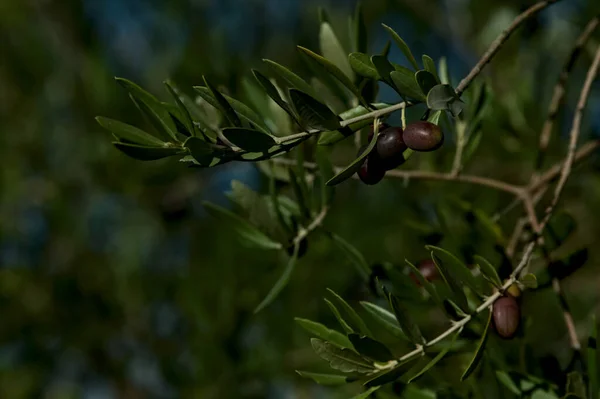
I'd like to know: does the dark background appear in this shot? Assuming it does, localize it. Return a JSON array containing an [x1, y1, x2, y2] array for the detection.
[[1, 0, 599, 398]]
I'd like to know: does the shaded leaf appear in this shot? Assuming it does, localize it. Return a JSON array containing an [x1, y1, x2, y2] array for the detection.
[[474, 255, 502, 288], [295, 371, 348, 386], [566, 372, 586, 398], [545, 211, 577, 251], [316, 146, 335, 208], [427, 84, 461, 113], [202, 77, 241, 127], [253, 242, 299, 313], [325, 298, 353, 334], [364, 358, 416, 387], [288, 168, 311, 221], [311, 338, 375, 373], [348, 334, 394, 362], [326, 126, 380, 186], [252, 69, 298, 120], [463, 129, 483, 166], [360, 301, 406, 339], [415, 70, 438, 98], [203, 202, 282, 251], [461, 310, 492, 381], [327, 288, 371, 336], [588, 316, 598, 399], [330, 234, 370, 281], [390, 67, 425, 100], [549, 248, 588, 280], [352, 387, 381, 399], [427, 245, 480, 298], [295, 318, 353, 349], [406, 331, 460, 383], [113, 142, 183, 161], [222, 127, 276, 152], [297, 46, 364, 104], [496, 371, 522, 395], [422, 55, 440, 83], [116, 77, 178, 141], [349, 53, 380, 80], [289, 89, 340, 131], [97, 117, 165, 146], [387, 290, 425, 345], [405, 260, 441, 305], [264, 59, 319, 100], [353, 2, 367, 54], [320, 22, 354, 80], [164, 81, 195, 137], [184, 137, 218, 166], [382, 24, 419, 70]]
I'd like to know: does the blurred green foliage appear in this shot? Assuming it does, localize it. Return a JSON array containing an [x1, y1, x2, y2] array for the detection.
[[1, 0, 600, 398]]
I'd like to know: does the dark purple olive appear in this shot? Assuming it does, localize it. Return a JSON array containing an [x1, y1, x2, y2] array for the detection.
[[493, 296, 520, 339], [376, 126, 407, 170], [367, 122, 390, 143], [402, 121, 444, 152], [356, 146, 386, 185], [409, 259, 439, 286]]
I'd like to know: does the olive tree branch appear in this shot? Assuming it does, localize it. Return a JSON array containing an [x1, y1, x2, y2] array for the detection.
[[294, 206, 330, 245], [455, 0, 563, 96], [534, 15, 600, 173]]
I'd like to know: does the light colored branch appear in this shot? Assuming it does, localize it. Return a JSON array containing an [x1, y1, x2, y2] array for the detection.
[[535, 16, 600, 172], [294, 206, 329, 244], [455, 0, 562, 96]]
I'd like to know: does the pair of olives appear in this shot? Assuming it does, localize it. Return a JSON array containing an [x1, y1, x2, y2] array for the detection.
[[357, 121, 444, 185]]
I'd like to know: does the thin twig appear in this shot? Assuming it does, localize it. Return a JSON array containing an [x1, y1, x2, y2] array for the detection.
[[534, 16, 600, 172], [455, 0, 563, 96], [294, 206, 329, 244]]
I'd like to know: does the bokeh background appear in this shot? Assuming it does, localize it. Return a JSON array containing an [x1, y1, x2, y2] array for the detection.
[[1, 0, 600, 398]]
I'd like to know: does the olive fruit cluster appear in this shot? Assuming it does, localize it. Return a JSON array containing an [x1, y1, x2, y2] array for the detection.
[[357, 121, 444, 185]]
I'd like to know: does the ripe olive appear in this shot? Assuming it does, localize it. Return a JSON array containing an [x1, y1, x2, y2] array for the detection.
[[402, 121, 444, 152], [492, 296, 520, 339], [376, 126, 407, 170], [409, 259, 439, 286], [356, 146, 386, 185]]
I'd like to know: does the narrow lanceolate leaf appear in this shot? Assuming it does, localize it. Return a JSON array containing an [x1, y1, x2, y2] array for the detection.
[[253, 242, 299, 313], [588, 316, 598, 399], [116, 77, 178, 142], [422, 55, 440, 83], [311, 338, 375, 373], [97, 117, 165, 146], [164, 81, 195, 137], [353, 2, 367, 54], [184, 137, 217, 166], [390, 68, 425, 101], [349, 53, 380, 80], [202, 77, 241, 127], [113, 142, 183, 161], [325, 298, 354, 334], [566, 372, 586, 398], [289, 89, 341, 131], [415, 70, 438, 98], [387, 290, 425, 345], [407, 331, 461, 383], [428, 246, 480, 298], [295, 371, 348, 386], [438, 56, 450, 85], [263, 59, 319, 100], [202, 202, 282, 251], [252, 69, 296, 119], [364, 357, 416, 387], [318, 103, 391, 146], [430, 252, 468, 310], [348, 334, 394, 362], [297, 46, 364, 104], [294, 318, 353, 349], [371, 55, 396, 86], [360, 301, 406, 339], [222, 127, 276, 152], [473, 255, 502, 288], [461, 310, 492, 381], [381, 24, 419, 70], [330, 234, 370, 281], [288, 168, 311, 221], [327, 288, 372, 336], [194, 86, 271, 135], [316, 147, 335, 208], [320, 22, 354, 80], [327, 127, 380, 186], [351, 386, 381, 399]]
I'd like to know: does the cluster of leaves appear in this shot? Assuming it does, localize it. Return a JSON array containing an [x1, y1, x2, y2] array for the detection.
[[96, 3, 464, 187]]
